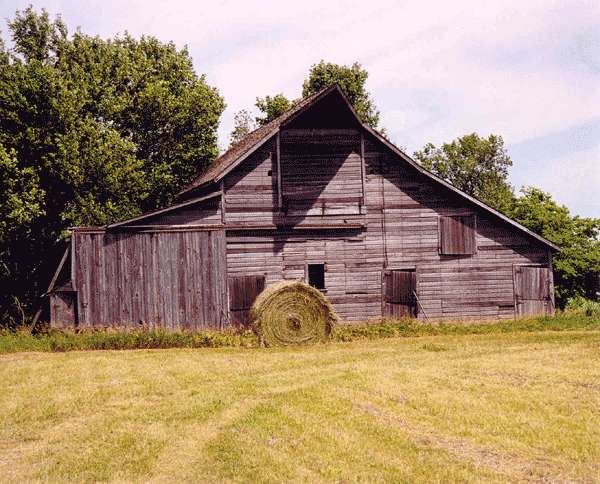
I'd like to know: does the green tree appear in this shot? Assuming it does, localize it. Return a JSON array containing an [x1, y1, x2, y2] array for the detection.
[[504, 187, 600, 308], [254, 94, 294, 127], [301, 61, 382, 131], [0, 7, 225, 326], [229, 109, 256, 147], [413, 133, 514, 211], [0, 144, 46, 325], [248, 61, 384, 132]]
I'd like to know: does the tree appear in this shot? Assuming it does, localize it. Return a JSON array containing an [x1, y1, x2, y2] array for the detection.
[[504, 187, 600, 308], [245, 61, 384, 134], [413, 133, 514, 211], [301, 61, 382, 131], [0, 144, 46, 325], [254, 94, 294, 127], [228, 110, 256, 147], [0, 7, 225, 326]]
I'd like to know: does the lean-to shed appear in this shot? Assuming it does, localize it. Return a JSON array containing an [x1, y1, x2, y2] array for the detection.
[[51, 83, 561, 330]]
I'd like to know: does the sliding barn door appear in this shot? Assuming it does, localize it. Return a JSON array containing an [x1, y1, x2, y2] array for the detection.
[[229, 275, 266, 327], [383, 270, 417, 318], [514, 266, 552, 317]]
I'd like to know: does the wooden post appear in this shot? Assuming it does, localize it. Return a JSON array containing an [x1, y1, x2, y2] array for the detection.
[[548, 250, 556, 315], [220, 180, 226, 224], [360, 132, 366, 207], [276, 131, 282, 210]]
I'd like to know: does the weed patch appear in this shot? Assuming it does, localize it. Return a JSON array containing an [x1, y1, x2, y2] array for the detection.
[[0, 312, 598, 354]]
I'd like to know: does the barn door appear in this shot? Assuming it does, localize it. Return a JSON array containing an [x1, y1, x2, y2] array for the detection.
[[229, 275, 266, 327], [514, 266, 551, 317], [383, 270, 417, 318]]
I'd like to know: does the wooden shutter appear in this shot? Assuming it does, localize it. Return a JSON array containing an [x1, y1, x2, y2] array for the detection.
[[385, 271, 416, 304], [383, 270, 417, 318], [440, 215, 476, 255], [229, 275, 266, 327], [515, 266, 551, 316]]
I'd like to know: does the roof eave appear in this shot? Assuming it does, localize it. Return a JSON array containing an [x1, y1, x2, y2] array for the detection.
[[105, 191, 223, 229]]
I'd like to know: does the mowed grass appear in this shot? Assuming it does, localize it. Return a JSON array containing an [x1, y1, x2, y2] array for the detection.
[[1, 329, 599, 483]]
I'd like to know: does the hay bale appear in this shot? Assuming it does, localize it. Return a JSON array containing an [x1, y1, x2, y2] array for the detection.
[[250, 280, 338, 347]]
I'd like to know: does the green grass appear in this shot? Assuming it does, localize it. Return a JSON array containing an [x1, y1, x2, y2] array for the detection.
[[1, 311, 598, 354], [0, 329, 598, 483]]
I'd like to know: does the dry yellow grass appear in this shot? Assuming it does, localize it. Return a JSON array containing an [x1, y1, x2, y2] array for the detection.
[[0, 330, 598, 483]]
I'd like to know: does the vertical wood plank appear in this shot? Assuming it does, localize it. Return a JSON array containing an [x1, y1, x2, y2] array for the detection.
[[220, 180, 226, 225], [276, 131, 282, 210], [217, 230, 228, 328], [360, 132, 366, 206]]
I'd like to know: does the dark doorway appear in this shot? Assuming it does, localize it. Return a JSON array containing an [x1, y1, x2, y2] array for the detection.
[[307, 264, 326, 290]]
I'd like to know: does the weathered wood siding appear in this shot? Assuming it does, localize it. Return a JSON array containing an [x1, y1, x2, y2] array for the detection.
[[229, 274, 266, 327], [281, 130, 363, 216], [514, 265, 553, 316], [224, 140, 277, 227], [72, 229, 227, 330], [131, 198, 222, 226], [361, 144, 553, 320], [50, 291, 76, 328], [219, 128, 554, 323], [59, 86, 557, 330]]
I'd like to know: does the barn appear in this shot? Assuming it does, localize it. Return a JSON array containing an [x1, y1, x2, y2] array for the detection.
[[50, 83, 561, 331]]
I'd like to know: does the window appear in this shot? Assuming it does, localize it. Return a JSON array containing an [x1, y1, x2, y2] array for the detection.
[[439, 214, 476, 255], [307, 263, 326, 290]]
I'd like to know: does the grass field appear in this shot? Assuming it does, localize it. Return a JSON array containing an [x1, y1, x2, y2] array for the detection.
[[1, 323, 599, 483]]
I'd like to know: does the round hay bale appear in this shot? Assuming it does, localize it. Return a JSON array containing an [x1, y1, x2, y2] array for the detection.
[[250, 280, 338, 347]]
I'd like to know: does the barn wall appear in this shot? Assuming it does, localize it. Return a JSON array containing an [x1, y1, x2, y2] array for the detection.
[[362, 142, 552, 320], [72, 229, 227, 331], [221, 130, 553, 324]]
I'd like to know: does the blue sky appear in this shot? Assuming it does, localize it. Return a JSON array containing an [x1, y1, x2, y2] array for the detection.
[[2, 0, 598, 218]]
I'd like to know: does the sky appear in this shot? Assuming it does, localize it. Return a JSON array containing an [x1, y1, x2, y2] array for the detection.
[[1, 0, 599, 218]]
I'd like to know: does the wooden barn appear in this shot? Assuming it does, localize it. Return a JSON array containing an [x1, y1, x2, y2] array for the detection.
[[50, 83, 561, 331]]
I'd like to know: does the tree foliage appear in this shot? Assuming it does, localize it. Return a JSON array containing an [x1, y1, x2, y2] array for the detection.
[[0, 7, 225, 326], [301, 61, 381, 130], [413, 133, 514, 211], [229, 110, 256, 147], [254, 94, 293, 127], [246, 60, 384, 133]]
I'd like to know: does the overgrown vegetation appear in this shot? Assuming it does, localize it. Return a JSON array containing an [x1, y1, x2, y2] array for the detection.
[[1, 311, 598, 354], [565, 294, 600, 318]]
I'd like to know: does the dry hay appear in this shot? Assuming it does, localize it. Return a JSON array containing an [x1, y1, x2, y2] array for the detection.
[[250, 280, 338, 347]]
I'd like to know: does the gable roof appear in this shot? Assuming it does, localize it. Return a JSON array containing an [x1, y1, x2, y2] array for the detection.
[[170, 83, 562, 252]]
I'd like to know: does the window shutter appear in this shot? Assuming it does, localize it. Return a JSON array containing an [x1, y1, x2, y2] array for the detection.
[[385, 271, 416, 304], [440, 214, 476, 255]]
